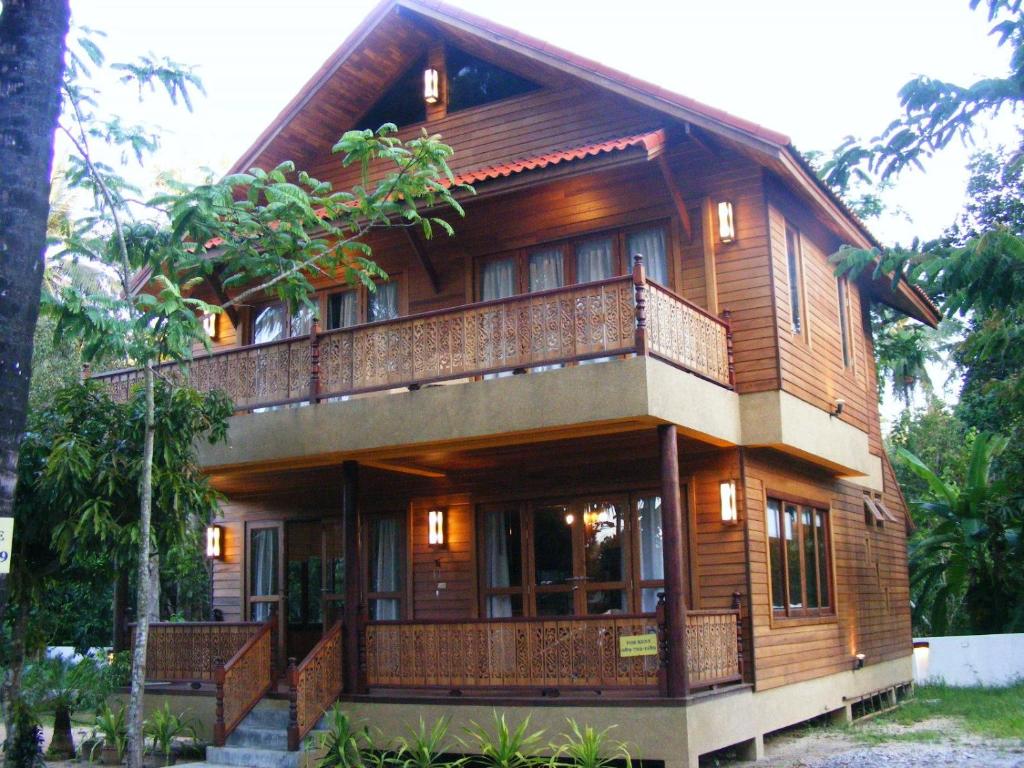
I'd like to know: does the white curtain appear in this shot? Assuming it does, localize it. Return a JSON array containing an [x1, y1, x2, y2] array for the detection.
[[482, 257, 517, 300], [484, 510, 513, 617], [575, 237, 615, 283], [627, 227, 668, 286], [251, 528, 277, 620], [637, 496, 664, 613], [291, 304, 314, 336], [372, 518, 400, 620], [528, 248, 563, 292], [368, 282, 399, 322], [328, 290, 359, 330]]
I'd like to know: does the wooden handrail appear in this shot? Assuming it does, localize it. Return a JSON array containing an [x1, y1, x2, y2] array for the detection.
[[287, 620, 343, 751], [214, 615, 276, 747]]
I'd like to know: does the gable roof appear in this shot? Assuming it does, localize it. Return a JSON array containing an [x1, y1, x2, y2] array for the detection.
[[228, 0, 940, 327]]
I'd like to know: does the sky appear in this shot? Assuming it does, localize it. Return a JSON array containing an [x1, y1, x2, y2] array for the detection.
[[65, 0, 1019, 423]]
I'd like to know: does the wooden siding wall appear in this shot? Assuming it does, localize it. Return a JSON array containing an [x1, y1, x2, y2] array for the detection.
[[765, 178, 878, 449], [742, 450, 912, 690]]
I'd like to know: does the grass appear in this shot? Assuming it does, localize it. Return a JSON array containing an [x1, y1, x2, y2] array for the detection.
[[865, 683, 1024, 740]]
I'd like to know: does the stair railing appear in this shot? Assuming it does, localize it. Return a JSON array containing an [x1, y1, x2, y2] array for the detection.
[[287, 620, 344, 750], [214, 614, 276, 747]]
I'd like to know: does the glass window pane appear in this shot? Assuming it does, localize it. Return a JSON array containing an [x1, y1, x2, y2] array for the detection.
[[786, 227, 802, 334], [637, 495, 664, 583], [368, 283, 399, 323], [287, 561, 304, 623], [369, 517, 401, 594], [359, 55, 427, 131], [627, 227, 668, 286], [533, 505, 573, 586], [291, 305, 314, 337], [481, 257, 517, 300], [785, 504, 802, 608], [250, 528, 278, 596], [536, 592, 572, 616], [251, 603, 273, 622], [575, 237, 615, 283], [767, 500, 785, 610], [583, 500, 624, 583], [838, 279, 851, 367], [528, 248, 564, 292], [370, 599, 400, 621], [486, 594, 523, 618], [803, 508, 818, 609], [327, 291, 359, 330], [308, 556, 322, 624], [587, 589, 625, 615], [253, 303, 287, 344], [446, 46, 540, 113], [483, 508, 522, 588], [640, 587, 663, 614], [816, 511, 830, 607]]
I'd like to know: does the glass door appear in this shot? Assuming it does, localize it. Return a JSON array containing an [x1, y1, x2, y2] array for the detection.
[[579, 498, 628, 614], [531, 503, 576, 616], [246, 522, 283, 622], [285, 520, 324, 662]]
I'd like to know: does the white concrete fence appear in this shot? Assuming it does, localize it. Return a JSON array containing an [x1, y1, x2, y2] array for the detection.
[[913, 633, 1024, 687]]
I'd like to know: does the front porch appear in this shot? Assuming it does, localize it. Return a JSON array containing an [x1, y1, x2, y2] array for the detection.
[[133, 428, 750, 750]]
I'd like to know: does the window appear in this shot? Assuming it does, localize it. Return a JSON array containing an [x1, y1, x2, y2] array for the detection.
[[358, 56, 427, 131], [785, 226, 805, 336], [252, 302, 314, 343], [323, 277, 403, 330], [837, 278, 852, 368], [446, 46, 539, 113], [767, 497, 832, 617], [366, 513, 405, 620], [368, 282, 400, 323], [326, 290, 359, 330], [480, 505, 526, 617], [627, 226, 669, 286]]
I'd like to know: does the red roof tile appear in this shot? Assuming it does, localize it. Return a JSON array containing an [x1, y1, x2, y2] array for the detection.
[[449, 129, 664, 186]]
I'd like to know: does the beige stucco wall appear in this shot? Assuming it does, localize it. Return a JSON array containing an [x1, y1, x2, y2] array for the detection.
[[108, 689, 218, 742]]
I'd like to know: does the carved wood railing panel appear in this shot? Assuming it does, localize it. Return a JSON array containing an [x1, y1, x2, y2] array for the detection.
[[93, 275, 735, 411], [646, 283, 732, 387], [288, 621, 343, 750], [214, 616, 275, 746], [129, 622, 261, 682], [364, 615, 660, 691], [685, 609, 741, 688]]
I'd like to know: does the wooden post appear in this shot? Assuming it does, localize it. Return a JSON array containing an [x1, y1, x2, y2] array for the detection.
[[286, 657, 299, 751], [633, 254, 648, 355], [701, 198, 720, 314], [721, 309, 735, 388], [341, 461, 364, 694], [655, 592, 668, 697], [309, 319, 321, 404], [732, 590, 745, 680], [213, 659, 226, 747], [659, 424, 689, 697]]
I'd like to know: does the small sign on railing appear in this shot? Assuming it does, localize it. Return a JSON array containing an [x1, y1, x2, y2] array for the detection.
[[618, 632, 658, 658]]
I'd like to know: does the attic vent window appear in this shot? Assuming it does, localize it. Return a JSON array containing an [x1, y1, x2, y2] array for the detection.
[[446, 46, 539, 113]]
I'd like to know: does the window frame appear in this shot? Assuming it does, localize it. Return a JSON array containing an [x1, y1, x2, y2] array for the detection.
[[837, 276, 854, 370], [784, 224, 808, 341], [765, 492, 834, 621]]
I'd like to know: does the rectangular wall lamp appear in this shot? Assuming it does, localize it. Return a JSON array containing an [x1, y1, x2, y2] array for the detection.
[[720, 480, 738, 524], [718, 200, 736, 243], [206, 525, 223, 559], [428, 508, 447, 547]]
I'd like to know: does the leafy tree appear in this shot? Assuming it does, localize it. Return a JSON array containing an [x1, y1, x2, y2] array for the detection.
[[20, 655, 110, 758], [898, 434, 1024, 634], [0, 0, 72, 618], [888, 398, 974, 507]]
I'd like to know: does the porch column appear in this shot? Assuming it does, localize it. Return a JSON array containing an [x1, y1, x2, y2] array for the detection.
[[341, 460, 364, 694], [659, 424, 689, 697]]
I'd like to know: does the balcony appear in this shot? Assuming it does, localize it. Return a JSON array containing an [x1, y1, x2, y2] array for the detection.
[[93, 270, 734, 411]]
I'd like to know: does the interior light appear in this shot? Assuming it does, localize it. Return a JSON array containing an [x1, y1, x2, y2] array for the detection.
[[720, 480, 738, 524], [202, 312, 218, 340], [423, 68, 439, 104], [564, 513, 575, 526], [718, 201, 736, 243], [205, 525, 222, 559], [428, 509, 446, 547]]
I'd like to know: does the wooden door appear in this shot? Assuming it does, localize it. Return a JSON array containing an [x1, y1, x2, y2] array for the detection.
[[284, 520, 325, 662]]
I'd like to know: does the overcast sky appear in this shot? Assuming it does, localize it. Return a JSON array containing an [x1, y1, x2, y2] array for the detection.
[[72, 0, 1018, 247]]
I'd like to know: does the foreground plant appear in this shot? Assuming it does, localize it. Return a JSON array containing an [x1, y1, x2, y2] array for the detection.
[[90, 702, 128, 764], [548, 721, 631, 768], [395, 717, 459, 768], [143, 703, 197, 766], [313, 705, 380, 768], [461, 712, 546, 768]]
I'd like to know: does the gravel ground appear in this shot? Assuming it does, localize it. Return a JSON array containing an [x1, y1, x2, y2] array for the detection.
[[805, 743, 1024, 767]]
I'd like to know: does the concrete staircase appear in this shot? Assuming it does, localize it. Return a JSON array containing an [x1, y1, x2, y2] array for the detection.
[[180, 699, 324, 768]]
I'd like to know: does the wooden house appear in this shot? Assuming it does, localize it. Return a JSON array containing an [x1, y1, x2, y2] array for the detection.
[[101, 2, 939, 765]]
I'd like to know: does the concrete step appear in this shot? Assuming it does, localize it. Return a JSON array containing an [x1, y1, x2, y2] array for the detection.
[[205, 746, 301, 768], [227, 725, 289, 751], [241, 704, 290, 730]]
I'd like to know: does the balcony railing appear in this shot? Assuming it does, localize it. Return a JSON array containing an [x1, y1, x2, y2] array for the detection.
[[94, 261, 734, 412]]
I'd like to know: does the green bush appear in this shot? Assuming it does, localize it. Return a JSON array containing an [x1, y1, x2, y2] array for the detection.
[[2, 700, 45, 768]]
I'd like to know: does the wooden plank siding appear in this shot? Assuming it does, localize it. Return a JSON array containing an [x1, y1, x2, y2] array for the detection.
[[741, 450, 912, 691]]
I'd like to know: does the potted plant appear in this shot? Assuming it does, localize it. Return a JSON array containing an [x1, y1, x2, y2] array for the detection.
[[90, 702, 128, 765], [144, 703, 198, 766]]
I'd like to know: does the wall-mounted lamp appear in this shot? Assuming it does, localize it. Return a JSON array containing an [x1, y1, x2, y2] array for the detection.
[[720, 480, 738, 525], [202, 312, 218, 340], [853, 652, 866, 671], [831, 398, 846, 418], [564, 512, 575, 526], [423, 68, 440, 104], [205, 525, 223, 559], [717, 201, 736, 244], [428, 508, 447, 547]]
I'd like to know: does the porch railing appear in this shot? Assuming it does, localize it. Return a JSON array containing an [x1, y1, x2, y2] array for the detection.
[[92, 263, 734, 412], [287, 620, 343, 750], [364, 614, 662, 691], [686, 609, 742, 688], [129, 621, 262, 683], [214, 615, 276, 746]]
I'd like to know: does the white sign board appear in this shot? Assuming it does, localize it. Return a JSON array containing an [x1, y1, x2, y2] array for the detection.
[[0, 516, 13, 575]]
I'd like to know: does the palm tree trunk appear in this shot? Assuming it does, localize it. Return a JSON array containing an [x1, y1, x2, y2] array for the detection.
[[126, 362, 156, 768], [0, 0, 72, 615], [49, 705, 76, 759]]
